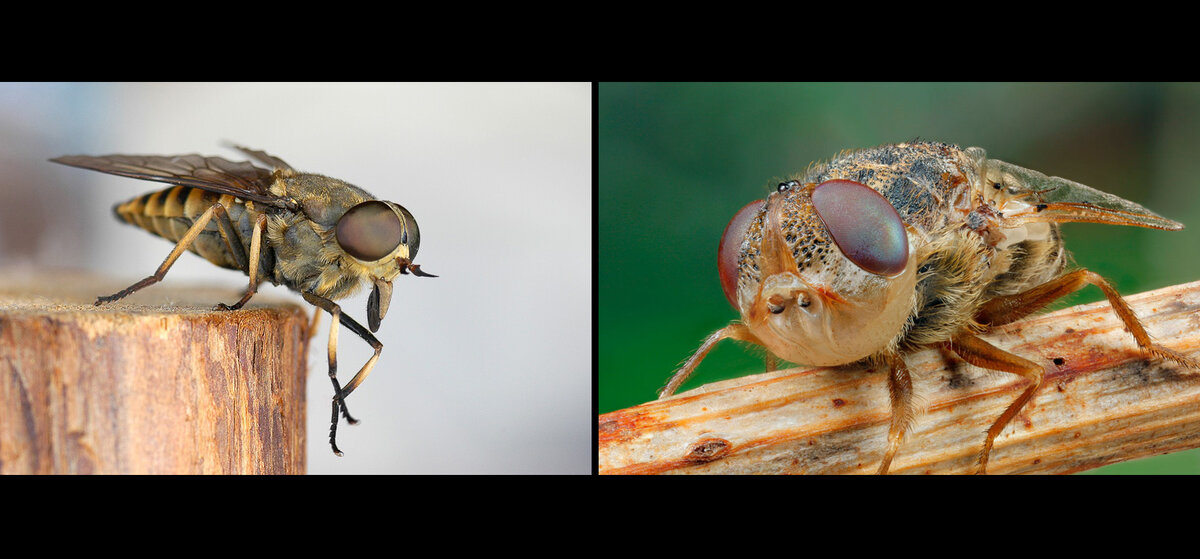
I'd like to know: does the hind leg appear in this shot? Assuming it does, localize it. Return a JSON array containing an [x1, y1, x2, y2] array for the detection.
[[97, 203, 244, 306], [977, 269, 1200, 369]]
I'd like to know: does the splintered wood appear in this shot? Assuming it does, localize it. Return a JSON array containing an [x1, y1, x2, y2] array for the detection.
[[599, 280, 1200, 474], [0, 270, 311, 474]]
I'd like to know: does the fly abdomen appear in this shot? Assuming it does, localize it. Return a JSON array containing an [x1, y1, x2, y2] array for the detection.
[[114, 185, 219, 239], [113, 185, 274, 276]]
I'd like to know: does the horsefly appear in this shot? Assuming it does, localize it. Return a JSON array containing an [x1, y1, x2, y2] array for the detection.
[[661, 140, 1198, 474], [52, 145, 437, 456]]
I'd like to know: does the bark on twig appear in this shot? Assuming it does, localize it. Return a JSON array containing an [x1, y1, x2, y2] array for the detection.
[[599, 280, 1200, 474]]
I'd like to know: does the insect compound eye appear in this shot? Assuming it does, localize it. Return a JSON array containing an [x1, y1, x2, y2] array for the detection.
[[718, 199, 765, 309], [335, 200, 404, 261], [810, 179, 908, 276], [393, 204, 421, 259]]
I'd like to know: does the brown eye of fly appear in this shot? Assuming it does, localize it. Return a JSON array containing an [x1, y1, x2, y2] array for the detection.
[[394, 204, 421, 258], [718, 199, 765, 309], [336, 201, 403, 261], [811, 179, 908, 276]]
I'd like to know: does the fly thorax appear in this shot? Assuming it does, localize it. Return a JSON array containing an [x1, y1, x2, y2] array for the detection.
[[267, 212, 345, 295]]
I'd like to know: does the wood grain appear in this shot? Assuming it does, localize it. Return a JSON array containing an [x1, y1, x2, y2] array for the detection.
[[599, 280, 1200, 474], [0, 270, 311, 474]]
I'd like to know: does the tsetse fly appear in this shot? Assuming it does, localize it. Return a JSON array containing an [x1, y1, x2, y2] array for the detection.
[[660, 140, 1199, 474], [51, 145, 436, 456]]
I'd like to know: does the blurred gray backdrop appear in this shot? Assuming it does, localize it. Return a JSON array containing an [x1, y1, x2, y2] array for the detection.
[[0, 82, 591, 474], [600, 82, 1200, 474]]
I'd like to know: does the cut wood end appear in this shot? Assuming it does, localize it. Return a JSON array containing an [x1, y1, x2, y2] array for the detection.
[[599, 280, 1200, 475], [0, 268, 308, 316], [0, 267, 311, 474]]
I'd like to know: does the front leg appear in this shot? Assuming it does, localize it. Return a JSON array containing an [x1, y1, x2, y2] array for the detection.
[[302, 291, 384, 456], [877, 351, 914, 475], [660, 322, 768, 398]]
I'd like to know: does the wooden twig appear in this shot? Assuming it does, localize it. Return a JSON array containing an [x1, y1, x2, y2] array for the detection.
[[599, 280, 1200, 474], [0, 270, 311, 474]]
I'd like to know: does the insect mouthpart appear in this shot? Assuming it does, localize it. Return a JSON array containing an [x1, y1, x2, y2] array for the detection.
[[367, 278, 393, 333], [369, 256, 438, 333], [397, 256, 437, 278]]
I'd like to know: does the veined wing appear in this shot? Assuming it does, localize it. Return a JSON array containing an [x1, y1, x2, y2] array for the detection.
[[50, 152, 295, 209], [986, 156, 1183, 231]]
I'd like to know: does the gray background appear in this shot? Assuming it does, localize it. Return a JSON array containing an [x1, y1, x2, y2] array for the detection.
[[0, 82, 591, 474]]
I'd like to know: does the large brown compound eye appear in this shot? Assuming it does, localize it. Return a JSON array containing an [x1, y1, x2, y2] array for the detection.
[[336, 200, 403, 261], [811, 179, 908, 276], [718, 199, 765, 309]]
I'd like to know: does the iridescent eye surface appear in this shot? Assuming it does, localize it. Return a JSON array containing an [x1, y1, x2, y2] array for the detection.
[[718, 199, 765, 309], [811, 179, 908, 276], [336, 200, 403, 261]]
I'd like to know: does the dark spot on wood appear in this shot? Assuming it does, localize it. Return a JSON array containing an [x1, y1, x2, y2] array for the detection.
[[832, 398, 846, 407], [685, 437, 731, 463]]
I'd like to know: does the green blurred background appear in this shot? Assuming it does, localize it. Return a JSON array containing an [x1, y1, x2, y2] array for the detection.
[[599, 82, 1200, 474]]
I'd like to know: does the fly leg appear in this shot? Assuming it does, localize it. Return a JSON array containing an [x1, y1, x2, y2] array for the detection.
[[302, 292, 384, 456], [96, 203, 246, 306], [659, 323, 769, 398], [215, 213, 268, 311], [877, 352, 914, 475], [944, 332, 1044, 474], [976, 269, 1200, 370]]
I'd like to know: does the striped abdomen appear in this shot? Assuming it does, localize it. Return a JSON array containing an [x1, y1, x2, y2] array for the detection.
[[113, 185, 275, 276]]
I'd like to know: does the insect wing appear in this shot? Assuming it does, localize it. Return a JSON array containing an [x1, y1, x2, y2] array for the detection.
[[224, 144, 295, 173], [50, 153, 289, 208], [988, 157, 1184, 231]]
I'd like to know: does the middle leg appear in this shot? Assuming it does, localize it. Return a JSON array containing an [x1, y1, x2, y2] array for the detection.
[[216, 213, 269, 311], [943, 332, 1044, 474]]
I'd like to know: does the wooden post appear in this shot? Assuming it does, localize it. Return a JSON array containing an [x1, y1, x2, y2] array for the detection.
[[599, 280, 1200, 475], [0, 271, 311, 474]]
